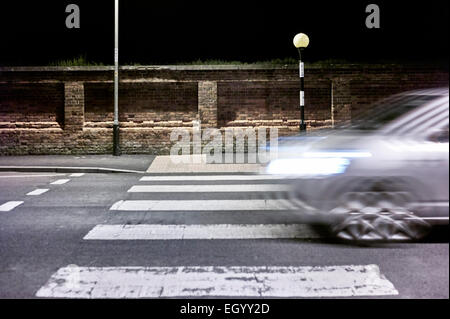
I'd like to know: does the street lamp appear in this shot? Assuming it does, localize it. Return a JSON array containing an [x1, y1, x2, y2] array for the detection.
[[293, 33, 309, 131], [113, 0, 120, 155]]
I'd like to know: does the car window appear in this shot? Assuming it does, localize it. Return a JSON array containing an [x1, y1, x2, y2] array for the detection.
[[344, 94, 438, 131]]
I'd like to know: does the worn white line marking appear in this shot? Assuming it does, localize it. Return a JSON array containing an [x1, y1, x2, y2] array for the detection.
[[35, 264, 398, 298], [26, 188, 49, 196], [70, 173, 85, 177], [109, 199, 299, 211], [0, 201, 24, 211], [128, 184, 290, 193], [83, 224, 320, 240], [0, 174, 65, 178], [50, 179, 70, 185], [140, 175, 295, 181]]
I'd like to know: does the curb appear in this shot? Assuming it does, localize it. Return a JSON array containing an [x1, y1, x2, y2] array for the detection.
[[0, 166, 145, 174]]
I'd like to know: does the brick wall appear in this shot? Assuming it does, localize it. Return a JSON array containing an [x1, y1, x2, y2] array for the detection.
[[218, 80, 331, 128], [0, 64, 448, 155], [84, 82, 198, 127], [0, 83, 64, 128]]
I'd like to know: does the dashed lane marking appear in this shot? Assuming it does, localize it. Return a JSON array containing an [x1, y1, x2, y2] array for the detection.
[[0, 201, 24, 211], [26, 188, 49, 196], [50, 179, 70, 185]]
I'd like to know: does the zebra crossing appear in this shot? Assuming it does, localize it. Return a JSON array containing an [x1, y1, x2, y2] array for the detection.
[[83, 223, 320, 240], [35, 265, 398, 298], [109, 199, 299, 211], [36, 173, 399, 298]]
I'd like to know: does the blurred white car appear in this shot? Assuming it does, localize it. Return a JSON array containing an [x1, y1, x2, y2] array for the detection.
[[266, 88, 449, 241]]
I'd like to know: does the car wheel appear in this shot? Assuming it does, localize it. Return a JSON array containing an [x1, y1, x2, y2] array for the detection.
[[328, 185, 431, 242]]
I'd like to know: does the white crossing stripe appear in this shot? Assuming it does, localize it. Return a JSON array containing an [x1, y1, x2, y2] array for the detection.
[[128, 184, 290, 193], [26, 188, 49, 196], [70, 173, 85, 177], [0, 201, 24, 211], [50, 179, 70, 185], [140, 175, 294, 181], [110, 199, 298, 211], [35, 264, 398, 298], [83, 224, 320, 240]]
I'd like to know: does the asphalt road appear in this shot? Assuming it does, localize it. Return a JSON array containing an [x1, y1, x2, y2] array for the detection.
[[0, 171, 448, 298]]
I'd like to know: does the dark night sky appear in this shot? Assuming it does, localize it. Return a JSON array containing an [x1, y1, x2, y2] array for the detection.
[[0, 0, 449, 66]]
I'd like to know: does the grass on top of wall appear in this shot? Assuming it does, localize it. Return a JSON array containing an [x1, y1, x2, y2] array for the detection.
[[48, 56, 357, 67], [48, 56, 435, 67], [48, 56, 106, 67]]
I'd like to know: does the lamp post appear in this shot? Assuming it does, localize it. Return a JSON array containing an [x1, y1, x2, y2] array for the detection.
[[293, 33, 309, 131], [113, 0, 120, 155]]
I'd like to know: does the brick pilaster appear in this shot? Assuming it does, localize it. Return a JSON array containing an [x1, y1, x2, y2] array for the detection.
[[198, 81, 218, 128], [64, 82, 84, 131], [331, 78, 352, 126]]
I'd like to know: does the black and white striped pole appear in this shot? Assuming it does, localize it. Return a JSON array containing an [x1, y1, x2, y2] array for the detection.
[[293, 33, 309, 131], [113, 0, 120, 156]]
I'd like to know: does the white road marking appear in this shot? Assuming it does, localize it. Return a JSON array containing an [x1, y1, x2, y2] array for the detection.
[[110, 199, 299, 211], [70, 173, 85, 177], [127, 184, 290, 193], [26, 188, 49, 196], [0, 201, 24, 211], [35, 264, 398, 298], [83, 224, 320, 240], [50, 179, 70, 185], [0, 174, 65, 178], [140, 175, 295, 181]]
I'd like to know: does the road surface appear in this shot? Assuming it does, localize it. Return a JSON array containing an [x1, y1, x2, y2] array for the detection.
[[0, 171, 448, 298]]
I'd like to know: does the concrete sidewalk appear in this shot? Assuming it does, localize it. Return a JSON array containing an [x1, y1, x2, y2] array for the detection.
[[0, 155, 156, 173], [146, 155, 265, 173], [0, 154, 267, 174]]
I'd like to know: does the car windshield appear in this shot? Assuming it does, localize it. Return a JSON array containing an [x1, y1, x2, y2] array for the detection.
[[275, 93, 443, 142], [340, 94, 438, 131]]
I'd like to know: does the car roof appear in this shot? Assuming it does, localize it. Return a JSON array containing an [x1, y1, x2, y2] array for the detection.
[[400, 87, 449, 97]]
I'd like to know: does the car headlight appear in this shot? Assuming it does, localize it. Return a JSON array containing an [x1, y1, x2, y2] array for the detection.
[[265, 150, 371, 176], [303, 150, 372, 158], [266, 157, 351, 176]]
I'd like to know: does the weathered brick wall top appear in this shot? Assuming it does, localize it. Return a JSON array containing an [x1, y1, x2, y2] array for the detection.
[[1, 64, 448, 82]]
